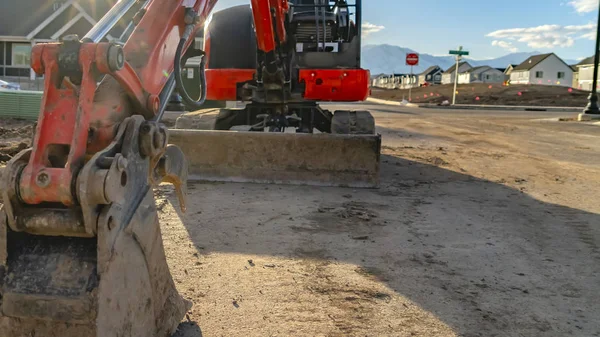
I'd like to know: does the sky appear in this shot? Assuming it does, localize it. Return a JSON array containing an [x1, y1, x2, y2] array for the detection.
[[211, 0, 599, 61]]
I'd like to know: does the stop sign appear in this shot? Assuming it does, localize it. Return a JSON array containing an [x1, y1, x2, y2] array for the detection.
[[406, 53, 419, 66]]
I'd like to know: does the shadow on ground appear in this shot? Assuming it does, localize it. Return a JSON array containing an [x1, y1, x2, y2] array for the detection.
[[164, 153, 600, 337]]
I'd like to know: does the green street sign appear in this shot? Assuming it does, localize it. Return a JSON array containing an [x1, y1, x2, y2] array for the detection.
[[449, 50, 469, 56]]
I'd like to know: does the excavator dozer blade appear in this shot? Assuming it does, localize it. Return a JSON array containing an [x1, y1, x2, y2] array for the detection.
[[169, 129, 381, 188]]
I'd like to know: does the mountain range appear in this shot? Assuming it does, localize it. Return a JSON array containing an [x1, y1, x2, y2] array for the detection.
[[362, 44, 579, 75]]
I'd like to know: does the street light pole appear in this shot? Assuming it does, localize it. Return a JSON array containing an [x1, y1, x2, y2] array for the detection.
[[582, 2, 600, 115]]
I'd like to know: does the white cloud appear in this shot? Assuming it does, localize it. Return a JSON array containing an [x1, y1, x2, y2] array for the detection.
[[569, 0, 598, 13], [580, 30, 596, 40], [491, 40, 518, 52], [362, 22, 384, 38], [486, 23, 596, 49]]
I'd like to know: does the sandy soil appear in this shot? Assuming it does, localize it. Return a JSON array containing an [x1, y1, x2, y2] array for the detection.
[[1, 105, 599, 337], [370, 83, 589, 106], [161, 105, 600, 337]]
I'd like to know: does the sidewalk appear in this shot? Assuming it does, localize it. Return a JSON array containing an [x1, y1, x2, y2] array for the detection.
[[419, 103, 583, 112], [366, 97, 419, 107], [367, 97, 582, 112]]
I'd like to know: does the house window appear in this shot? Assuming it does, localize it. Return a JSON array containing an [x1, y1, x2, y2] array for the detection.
[[11, 44, 31, 67], [486, 74, 490, 80], [426, 75, 431, 80], [557, 72, 565, 79], [535, 71, 543, 78]]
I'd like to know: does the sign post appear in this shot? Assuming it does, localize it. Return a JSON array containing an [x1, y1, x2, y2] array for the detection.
[[405, 53, 419, 102], [449, 46, 469, 105]]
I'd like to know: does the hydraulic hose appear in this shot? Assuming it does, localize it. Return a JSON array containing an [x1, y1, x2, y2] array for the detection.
[[174, 23, 207, 110]]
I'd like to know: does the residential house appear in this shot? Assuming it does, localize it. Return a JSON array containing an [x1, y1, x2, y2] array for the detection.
[[441, 61, 472, 84], [371, 73, 418, 89], [399, 73, 418, 89], [575, 56, 598, 91], [371, 74, 386, 88], [571, 65, 579, 89], [502, 64, 517, 84], [385, 74, 403, 89], [457, 66, 505, 84], [0, 0, 134, 86], [504, 64, 518, 77], [509, 53, 573, 87], [495, 68, 509, 83], [418, 65, 443, 86], [371, 74, 400, 89]]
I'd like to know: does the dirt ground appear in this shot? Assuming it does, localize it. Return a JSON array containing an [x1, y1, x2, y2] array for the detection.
[[371, 83, 589, 106], [162, 104, 599, 337], [1, 105, 599, 336], [0, 120, 33, 163]]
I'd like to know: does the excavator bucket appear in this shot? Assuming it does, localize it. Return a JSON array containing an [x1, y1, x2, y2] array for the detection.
[[0, 203, 188, 337], [0, 117, 189, 337]]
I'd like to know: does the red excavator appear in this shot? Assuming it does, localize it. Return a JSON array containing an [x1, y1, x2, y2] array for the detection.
[[0, 0, 379, 335]]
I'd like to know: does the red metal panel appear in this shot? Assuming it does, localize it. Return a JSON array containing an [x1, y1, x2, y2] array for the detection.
[[20, 43, 99, 205], [250, 0, 276, 53], [250, 0, 289, 53], [205, 69, 255, 101], [126, 0, 215, 99], [18, 0, 217, 206], [299, 69, 371, 101], [270, 0, 288, 45]]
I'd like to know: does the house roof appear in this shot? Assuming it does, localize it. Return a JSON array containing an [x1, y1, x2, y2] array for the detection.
[[495, 68, 506, 73], [513, 53, 570, 71], [570, 65, 579, 72], [419, 65, 442, 76], [445, 61, 471, 73], [577, 56, 595, 66], [464, 66, 491, 74], [0, 0, 124, 39]]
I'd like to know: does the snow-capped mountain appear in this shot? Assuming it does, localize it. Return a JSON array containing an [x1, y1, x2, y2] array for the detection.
[[362, 44, 578, 75]]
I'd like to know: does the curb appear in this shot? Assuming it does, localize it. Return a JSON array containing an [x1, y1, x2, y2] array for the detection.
[[367, 96, 582, 112], [416, 103, 582, 113], [366, 97, 418, 108]]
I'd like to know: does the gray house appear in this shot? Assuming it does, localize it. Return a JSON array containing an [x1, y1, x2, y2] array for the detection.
[[0, 0, 130, 85], [457, 66, 505, 84], [418, 65, 443, 86], [441, 61, 472, 84]]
